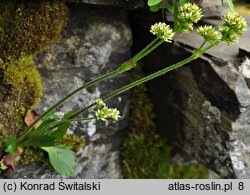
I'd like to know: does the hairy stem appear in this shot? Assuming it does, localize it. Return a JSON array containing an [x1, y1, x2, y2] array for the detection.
[[132, 37, 160, 62], [135, 39, 165, 62], [69, 44, 215, 118], [198, 40, 207, 50]]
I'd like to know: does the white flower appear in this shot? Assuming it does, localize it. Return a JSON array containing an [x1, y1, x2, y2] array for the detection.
[[197, 25, 222, 44], [95, 99, 121, 121], [178, 3, 203, 33], [219, 12, 247, 44], [179, 3, 203, 23], [150, 22, 175, 42], [222, 12, 247, 33], [96, 99, 105, 108]]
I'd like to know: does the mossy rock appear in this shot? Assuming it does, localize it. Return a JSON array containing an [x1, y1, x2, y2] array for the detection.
[[0, 0, 68, 145], [0, 0, 68, 60], [60, 134, 86, 153], [0, 56, 42, 145]]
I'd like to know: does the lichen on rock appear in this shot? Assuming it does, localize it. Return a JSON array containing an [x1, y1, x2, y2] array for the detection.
[[201, 100, 221, 126]]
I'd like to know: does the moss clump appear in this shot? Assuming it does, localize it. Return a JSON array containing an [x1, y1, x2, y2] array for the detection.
[[19, 147, 46, 165], [2, 56, 42, 108], [122, 67, 208, 179], [61, 134, 86, 153], [0, 0, 68, 60], [0, 56, 42, 144]]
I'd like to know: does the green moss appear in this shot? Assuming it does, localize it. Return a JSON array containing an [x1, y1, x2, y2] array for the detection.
[[0, 0, 68, 60], [60, 134, 86, 153], [122, 67, 208, 179], [19, 147, 46, 165], [0, 56, 42, 144], [2, 56, 42, 107]]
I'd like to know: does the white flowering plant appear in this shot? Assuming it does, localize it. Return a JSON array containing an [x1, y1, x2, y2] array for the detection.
[[0, 0, 247, 177], [147, 0, 235, 13]]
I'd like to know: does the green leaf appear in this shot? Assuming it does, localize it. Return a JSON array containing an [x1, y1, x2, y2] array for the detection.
[[147, 0, 162, 6], [4, 137, 16, 154], [62, 111, 74, 120], [226, 0, 235, 12], [18, 135, 57, 147], [17, 112, 59, 143], [164, 2, 174, 14], [221, 0, 224, 6], [118, 61, 137, 73], [180, 0, 189, 6], [149, 4, 161, 12], [35, 112, 59, 134], [22, 112, 60, 140], [46, 112, 73, 140], [49, 121, 71, 141], [42, 146, 77, 177], [173, 0, 179, 31], [17, 111, 72, 147]]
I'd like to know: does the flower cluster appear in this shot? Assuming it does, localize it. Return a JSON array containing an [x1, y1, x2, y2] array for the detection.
[[178, 3, 203, 33], [197, 25, 222, 44], [95, 99, 120, 121], [150, 22, 175, 42], [219, 12, 247, 44]]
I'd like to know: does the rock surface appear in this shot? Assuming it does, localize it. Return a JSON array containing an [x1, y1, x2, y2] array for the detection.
[[66, 0, 145, 9], [8, 4, 132, 179], [200, 0, 226, 18]]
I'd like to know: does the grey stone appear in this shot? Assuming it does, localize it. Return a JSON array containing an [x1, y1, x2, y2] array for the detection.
[[200, 0, 226, 18], [8, 4, 132, 179], [66, 0, 145, 9]]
